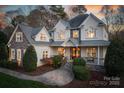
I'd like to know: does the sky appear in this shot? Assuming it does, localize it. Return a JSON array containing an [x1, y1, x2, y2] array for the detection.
[[0, 5, 123, 28]]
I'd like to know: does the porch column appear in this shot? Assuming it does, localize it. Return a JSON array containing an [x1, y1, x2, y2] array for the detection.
[[97, 46, 100, 65]]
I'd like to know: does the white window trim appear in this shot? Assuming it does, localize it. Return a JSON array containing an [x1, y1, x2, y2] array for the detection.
[[86, 48, 97, 58], [42, 50, 48, 59], [40, 33, 46, 40], [11, 49, 15, 59], [17, 49, 21, 61], [16, 32, 23, 42], [86, 31, 96, 39]]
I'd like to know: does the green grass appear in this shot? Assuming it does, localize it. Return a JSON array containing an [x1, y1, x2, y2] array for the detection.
[[0, 72, 48, 88]]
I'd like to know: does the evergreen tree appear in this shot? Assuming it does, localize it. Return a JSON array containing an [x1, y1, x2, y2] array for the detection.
[[50, 5, 67, 19], [104, 39, 124, 76], [0, 43, 8, 61], [23, 46, 37, 72]]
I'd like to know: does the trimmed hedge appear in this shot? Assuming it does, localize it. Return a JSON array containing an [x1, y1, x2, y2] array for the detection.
[[52, 55, 63, 68], [73, 58, 86, 66], [23, 46, 37, 72], [73, 65, 90, 80]]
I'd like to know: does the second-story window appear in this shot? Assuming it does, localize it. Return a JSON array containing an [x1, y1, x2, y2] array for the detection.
[[87, 31, 96, 38], [40, 33, 46, 40], [58, 32, 65, 40], [72, 30, 79, 39], [16, 32, 23, 42]]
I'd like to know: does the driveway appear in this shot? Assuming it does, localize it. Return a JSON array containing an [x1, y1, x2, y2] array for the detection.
[[0, 62, 74, 86]]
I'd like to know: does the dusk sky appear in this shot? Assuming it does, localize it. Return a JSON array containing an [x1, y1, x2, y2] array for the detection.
[[0, 5, 123, 28]]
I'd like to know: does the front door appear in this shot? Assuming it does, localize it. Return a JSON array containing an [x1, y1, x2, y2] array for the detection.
[[70, 47, 81, 59]]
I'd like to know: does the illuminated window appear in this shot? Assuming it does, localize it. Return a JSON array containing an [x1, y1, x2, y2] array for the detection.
[[58, 48, 65, 56], [72, 31, 79, 39], [87, 31, 96, 38], [16, 32, 23, 42], [40, 33, 46, 40], [87, 48, 96, 57], [17, 49, 21, 61], [58, 32, 65, 40], [71, 47, 80, 58], [43, 51, 48, 59], [11, 49, 15, 59]]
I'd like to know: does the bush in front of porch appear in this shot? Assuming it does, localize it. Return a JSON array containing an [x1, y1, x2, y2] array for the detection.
[[73, 57, 86, 66], [72, 58, 90, 80], [52, 55, 63, 68]]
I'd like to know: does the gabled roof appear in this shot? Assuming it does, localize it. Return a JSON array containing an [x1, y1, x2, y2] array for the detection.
[[7, 23, 50, 46], [89, 13, 105, 25], [50, 38, 79, 47], [68, 14, 89, 28]]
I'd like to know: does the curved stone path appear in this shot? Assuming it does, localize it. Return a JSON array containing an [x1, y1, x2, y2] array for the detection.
[[0, 62, 74, 86]]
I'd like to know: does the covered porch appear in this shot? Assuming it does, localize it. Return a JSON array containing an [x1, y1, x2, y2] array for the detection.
[[50, 39, 110, 66]]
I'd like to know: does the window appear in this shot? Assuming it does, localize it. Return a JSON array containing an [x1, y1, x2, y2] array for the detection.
[[72, 31, 79, 39], [43, 51, 48, 59], [87, 31, 96, 38], [17, 49, 21, 61], [40, 33, 46, 40], [86, 27, 96, 38], [71, 47, 80, 58], [23, 49, 26, 54], [87, 48, 96, 58], [11, 49, 15, 59], [58, 32, 65, 40], [58, 48, 65, 56], [16, 32, 23, 42]]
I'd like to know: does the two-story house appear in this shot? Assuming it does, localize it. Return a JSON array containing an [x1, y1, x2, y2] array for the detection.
[[7, 13, 110, 67]]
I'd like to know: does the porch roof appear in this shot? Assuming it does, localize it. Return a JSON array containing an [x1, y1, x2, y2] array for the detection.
[[80, 40, 110, 46], [50, 40, 110, 47]]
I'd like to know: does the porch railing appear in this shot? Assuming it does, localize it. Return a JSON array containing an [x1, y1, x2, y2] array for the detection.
[[83, 57, 105, 66]]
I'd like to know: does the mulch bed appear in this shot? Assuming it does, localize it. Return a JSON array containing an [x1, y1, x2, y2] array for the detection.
[[63, 71, 124, 88], [15, 64, 55, 76]]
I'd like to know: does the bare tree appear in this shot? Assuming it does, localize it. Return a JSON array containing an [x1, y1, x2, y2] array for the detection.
[[101, 5, 124, 39]]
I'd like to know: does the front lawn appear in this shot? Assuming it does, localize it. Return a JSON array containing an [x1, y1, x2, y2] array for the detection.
[[0, 72, 48, 88]]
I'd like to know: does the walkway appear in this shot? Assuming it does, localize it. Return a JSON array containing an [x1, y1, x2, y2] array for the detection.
[[0, 62, 74, 86]]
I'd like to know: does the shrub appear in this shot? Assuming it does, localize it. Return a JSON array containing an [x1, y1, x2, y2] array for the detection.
[[0, 31, 8, 44], [0, 60, 18, 70], [23, 46, 37, 72], [7, 62, 18, 70], [52, 55, 63, 68], [0, 43, 8, 62], [104, 39, 124, 76], [73, 58, 86, 66], [73, 65, 90, 80], [0, 60, 8, 68]]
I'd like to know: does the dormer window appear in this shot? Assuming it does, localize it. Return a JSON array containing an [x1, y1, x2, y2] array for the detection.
[[16, 32, 23, 42], [58, 32, 65, 40], [72, 30, 79, 39], [87, 31, 96, 38], [40, 33, 46, 40]]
